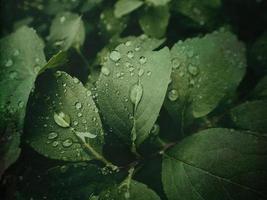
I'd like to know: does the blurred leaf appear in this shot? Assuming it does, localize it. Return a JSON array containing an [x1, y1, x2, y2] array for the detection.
[[162, 128, 267, 200], [145, 0, 171, 6], [114, 0, 144, 18], [139, 5, 170, 38], [251, 76, 267, 100], [25, 71, 105, 162], [231, 100, 267, 133]]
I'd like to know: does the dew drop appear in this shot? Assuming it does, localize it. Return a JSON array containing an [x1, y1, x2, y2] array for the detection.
[[9, 71, 18, 79], [188, 64, 199, 76], [62, 138, 73, 147], [172, 58, 180, 69], [147, 71, 152, 76], [77, 112, 82, 117], [73, 78, 79, 84], [13, 50, 20, 56], [5, 59, 13, 67], [53, 111, 71, 128], [60, 16, 66, 23], [101, 67, 110, 76], [138, 68, 144, 77], [75, 102, 82, 110], [135, 46, 141, 52], [52, 141, 59, 147], [110, 50, 121, 62], [168, 89, 178, 101], [125, 41, 131, 46], [130, 83, 143, 107], [48, 132, 58, 140], [127, 51, 134, 59], [139, 56, 147, 64], [18, 100, 24, 108]]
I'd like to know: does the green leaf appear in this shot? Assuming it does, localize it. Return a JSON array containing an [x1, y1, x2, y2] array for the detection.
[[165, 29, 246, 121], [139, 5, 170, 38], [25, 71, 105, 162], [162, 128, 267, 200], [145, 0, 171, 6], [172, 0, 221, 27], [251, 76, 267, 100], [114, 0, 144, 18], [96, 36, 172, 147], [231, 100, 267, 133], [42, 0, 80, 15], [0, 26, 46, 127], [98, 180, 161, 200], [0, 122, 21, 178], [18, 162, 118, 200], [48, 12, 85, 51]]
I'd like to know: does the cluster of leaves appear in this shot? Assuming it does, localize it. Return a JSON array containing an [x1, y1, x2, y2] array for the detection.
[[1, 0, 267, 200]]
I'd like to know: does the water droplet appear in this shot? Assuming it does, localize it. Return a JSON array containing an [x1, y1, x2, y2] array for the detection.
[[34, 66, 41, 74], [151, 124, 160, 134], [9, 71, 18, 79], [187, 50, 194, 58], [110, 50, 121, 62], [127, 51, 134, 59], [139, 56, 147, 64], [52, 141, 59, 147], [60, 165, 68, 173], [101, 67, 110, 76], [172, 58, 180, 69], [73, 78, 79, 84], [124, 191, 130, 199], [138, 69, 144, 76], [130, 83, 143, 107], [87, 90, 92, 96], [188, 64, 199, 76], [48, 132, 58, 140], [77, 112, 82, 117], [62, 138, 73, 147], [168, 89, 178, 101], [147, 71, 152, 76], [73, 121, 79, 126], [75, 102, 82, 110], [35, 57, 40, 63], [135, 46, 141, 51], [18, 100, 24, 108], [13, 50, 20, 56], [125, 41, 131, 46], [5, 59, 13, 67], [53, 111, 71, 128], [60, 16, 66, 23]]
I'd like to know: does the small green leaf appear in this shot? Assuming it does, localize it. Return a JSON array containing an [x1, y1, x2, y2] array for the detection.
[[0, 122, 21, 178], [251, 76, 267, 99], [231, 100, 267, 133], [114, 0, 144, 18], [96, 36, 172, 147], [145, 0, 171, 6], [25, 71, 104, 161], [165, 29, 246, 122], [139, 5, 170, 38], [48, 12, 85, 51], [0, 26, 46, 127], [40, 51, 68, 74], [162, 128, 267, 200], [98, 180, 161, 200]]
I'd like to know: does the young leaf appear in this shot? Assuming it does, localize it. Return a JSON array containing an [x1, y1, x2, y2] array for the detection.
[[25, 71, 105, 162], [139, 5, 170, 38], [145, 0, 171, 6], [230, 100, 267, 133], [114, 0, 144, 18], [0, 26, 46, 127], [162, 128, 267, 200], [165, 29, 246, 122], [0, 123, 21, 178], [96, 37, 172, 147], [48, 12, 85, 51], [98, 180, 161, 200]]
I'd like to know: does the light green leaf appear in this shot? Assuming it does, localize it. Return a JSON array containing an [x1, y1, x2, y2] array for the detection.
[[145, 0, 171, 6], [251, 76, 267, 99], [25, 71, 104, 161], [173, 0, 221, 27], [96, 36, 172, 147], [0, 122, 21, 178], [98, 180, 161, 200], [139, 5, 170, 38], [162, 128, 267, 200], [231, 100, 267, 133], [48, 12, 85, 51], [114, 0, 144, 18], [165, 29, 246, 122], [0, 26, 46, 127]]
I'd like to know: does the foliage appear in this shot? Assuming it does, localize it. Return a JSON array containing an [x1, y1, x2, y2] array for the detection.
[[0, 0, 267, 200]]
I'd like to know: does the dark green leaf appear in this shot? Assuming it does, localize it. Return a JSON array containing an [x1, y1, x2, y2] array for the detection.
[[96, 36, 172, 147], [251, 76, 267, 100], [139, 5, 170, 38], [0, 26, 46, 127], [25, 71, 105, 161], [231, 100, 267, 133], [162, 128, 267, 200], [48, 12, 85, 51], [165, 29, 246, 122], [98, 180, 161, 200], [114, 0, 144, 18]]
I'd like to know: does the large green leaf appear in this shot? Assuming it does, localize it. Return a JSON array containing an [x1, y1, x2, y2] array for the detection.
[[48, 12, 85, 51], [139, 5, 170, 38], [230, 100, 267, 133], [98, 180, 161, 200], [0, 26, 46, 127], [114, 0, 144, 18], [162, 128, 267, 200], [96, 36, 172, 147], [165, 29, 246, 123], [25, 71, 105, 162]]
